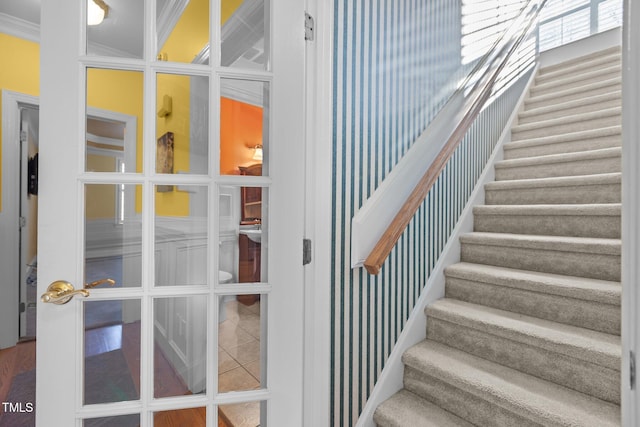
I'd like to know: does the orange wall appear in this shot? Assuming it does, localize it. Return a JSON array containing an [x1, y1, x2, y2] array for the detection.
[[220, 97, 263, 175]]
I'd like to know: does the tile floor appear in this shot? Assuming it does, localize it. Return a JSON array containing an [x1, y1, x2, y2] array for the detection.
[[218, 298, 262, 426]]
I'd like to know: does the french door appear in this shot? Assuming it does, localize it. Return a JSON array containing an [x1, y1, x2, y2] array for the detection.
[[36, 0, 305, 425]]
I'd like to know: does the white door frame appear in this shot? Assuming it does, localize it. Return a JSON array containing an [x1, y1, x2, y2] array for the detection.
[[621, 0, 639, 424], [0, 90, 38, 349], [302, 0, 333, 426]]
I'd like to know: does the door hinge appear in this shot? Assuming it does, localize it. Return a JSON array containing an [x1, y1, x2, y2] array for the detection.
[[20, 130, 27, 144], [19, 302, 26, 313], [631, 351, 636, 390], [19, 217, 26, 228], [303, 238, 312, 265], [305, 13, 314, 41]]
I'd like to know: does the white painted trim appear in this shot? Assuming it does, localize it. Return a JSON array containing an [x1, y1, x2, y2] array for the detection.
[[0, 12, 39, 43], [157, 0, 190, 52], [0, 90, 39, 349], [539, 26, 621, 68], [354, 66, 538, 426], [621, 0, 638, 424], [303, 0, 333, 425]]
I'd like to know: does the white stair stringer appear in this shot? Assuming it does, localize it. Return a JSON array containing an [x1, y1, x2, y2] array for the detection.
[[374, 47, 622, 426]]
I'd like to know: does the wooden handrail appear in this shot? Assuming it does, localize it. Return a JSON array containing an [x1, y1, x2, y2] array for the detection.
[[363, 0, 547, 275]]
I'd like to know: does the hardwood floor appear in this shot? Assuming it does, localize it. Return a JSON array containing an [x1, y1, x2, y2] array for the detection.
[[0, 328, 238, 426], [0, 340, 36, 405]]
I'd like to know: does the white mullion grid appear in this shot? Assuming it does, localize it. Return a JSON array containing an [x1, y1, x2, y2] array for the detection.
[[141, 2, 154, 423], [209, 3, 221, 423], [208, 182, 219, 422], [139, 47, 158, 425], [214, 26, 275, 427]]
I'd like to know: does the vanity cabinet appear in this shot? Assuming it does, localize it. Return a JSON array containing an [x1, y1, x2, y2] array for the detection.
[[238, 163, 262, 305]]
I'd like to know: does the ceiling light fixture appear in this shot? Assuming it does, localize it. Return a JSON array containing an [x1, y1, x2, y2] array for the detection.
[[88, 0, 109, 26]]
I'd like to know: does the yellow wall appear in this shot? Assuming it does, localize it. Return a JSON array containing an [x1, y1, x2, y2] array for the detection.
[[84, 156, 117, 221], [0, 34, 40, 212], [85, 184, 116, 220]]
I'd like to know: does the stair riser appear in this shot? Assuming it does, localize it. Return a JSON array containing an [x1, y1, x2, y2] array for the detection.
[[495, 156, 621, 180], [461, 242, 620, 281], [537, 58, 620, 83], [445, 278, 620, 334], [504, 135, 621, 159], [404, 367, 539, 427], [473, 212, 620, 238], [426, 319, 620, 404], [518, 98, 621, 125], [530, 70, 620, 96], [485, 182, 621, 205], [374, 390, 475, 427], [525, 83, 620, 110], [512, 115, 620, 141]]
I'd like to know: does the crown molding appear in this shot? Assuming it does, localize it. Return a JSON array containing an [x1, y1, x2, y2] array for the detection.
[[0, 12, 39, 43], [157, 0, 190, 51]]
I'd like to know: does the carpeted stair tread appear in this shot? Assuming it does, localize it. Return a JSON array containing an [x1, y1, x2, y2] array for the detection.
[[474, 203, 620, 238], [460, 232, 620, 255], [524, 76, 620, 109], [503, 126, 621, 159], [485, 171, 620, 190], [444, 262, 621, 334], [474, 203, 620, 219], [484, 175, 621, 206], [529, 65, 620, 95], [496, 147, 621, 169], [460, 232, 620, 281], [537, 47, 620, 77], [518, 91, 621, 124], [511, 107, 621, 140], [494, 147, 621, 180], [403, 341, 621, 427], [426, 298, 620, 370], [537, 56, 620, 81], [445, 262, 620, 305], [374, 389, 474, 427]]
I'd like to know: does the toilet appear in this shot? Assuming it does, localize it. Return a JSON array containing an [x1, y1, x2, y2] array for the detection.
[[218, 270, 233, 322]]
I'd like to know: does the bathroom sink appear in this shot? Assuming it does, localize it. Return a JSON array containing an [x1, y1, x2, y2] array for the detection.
[[239, 229, 261, 243]]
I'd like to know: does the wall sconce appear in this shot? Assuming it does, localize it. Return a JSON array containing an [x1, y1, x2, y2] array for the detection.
[[88, 0, 109, 26], [157, 95, 173, 118], [252, 145, 263, 162]]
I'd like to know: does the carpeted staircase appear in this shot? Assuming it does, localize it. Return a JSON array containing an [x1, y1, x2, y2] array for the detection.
[[374, 46, 622, 426]]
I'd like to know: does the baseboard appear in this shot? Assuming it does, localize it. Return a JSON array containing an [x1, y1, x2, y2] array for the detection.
[[354, 65, 538, 427]]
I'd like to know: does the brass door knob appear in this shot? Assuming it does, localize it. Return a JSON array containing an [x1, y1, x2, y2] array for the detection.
[[85, 278, 116, 289], [41, 281, 89, 305]]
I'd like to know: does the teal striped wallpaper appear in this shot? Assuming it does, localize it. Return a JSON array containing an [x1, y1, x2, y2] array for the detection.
[[330, 1, 536, 425]]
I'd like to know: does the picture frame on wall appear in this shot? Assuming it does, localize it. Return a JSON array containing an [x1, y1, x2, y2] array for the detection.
[[156, 131, 174, 192]]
